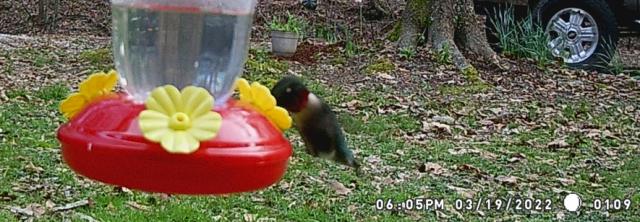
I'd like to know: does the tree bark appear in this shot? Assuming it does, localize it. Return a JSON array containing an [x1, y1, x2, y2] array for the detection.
[[37, 0, 48, 25], [454, 0, 500, 66], [398, 0, 500, 72], [398, 0, 428, 49], [363, 0, 391, 20]]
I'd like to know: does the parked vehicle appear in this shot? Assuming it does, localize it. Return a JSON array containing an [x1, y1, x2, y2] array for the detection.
[[477, 0, 640, 68]]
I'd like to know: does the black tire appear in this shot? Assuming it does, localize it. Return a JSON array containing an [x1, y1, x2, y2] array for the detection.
[[534, 0, 619, 69]]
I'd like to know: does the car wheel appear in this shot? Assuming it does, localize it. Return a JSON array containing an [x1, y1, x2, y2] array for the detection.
[[534, 0, 619, 68]]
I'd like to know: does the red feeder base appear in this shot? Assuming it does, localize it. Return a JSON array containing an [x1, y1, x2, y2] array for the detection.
[[57, 95, 292, 195]]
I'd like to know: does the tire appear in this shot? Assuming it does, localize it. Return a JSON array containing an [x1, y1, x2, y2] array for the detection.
[[534, 0, 619, 69]]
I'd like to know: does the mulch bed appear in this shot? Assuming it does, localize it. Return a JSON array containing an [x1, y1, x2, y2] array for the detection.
[[274, 41, 342, 65]]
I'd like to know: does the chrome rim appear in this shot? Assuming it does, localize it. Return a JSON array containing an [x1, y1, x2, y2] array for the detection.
[[546, 8, 599, 64]]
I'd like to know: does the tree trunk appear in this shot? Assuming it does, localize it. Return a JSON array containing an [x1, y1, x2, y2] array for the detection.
[[454, 0, 500, 66], [398, 0, 500, 72], [37, 0, 48, 26], [398, 0, 429, 49], [363, 0, 391, 20]]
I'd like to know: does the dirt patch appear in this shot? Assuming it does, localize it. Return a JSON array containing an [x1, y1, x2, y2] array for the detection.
[[274, 41, 341, 65], [0, 1, 111, 36]]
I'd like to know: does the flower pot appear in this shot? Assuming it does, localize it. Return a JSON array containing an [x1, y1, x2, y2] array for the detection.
[[271, 31, 299, 57]]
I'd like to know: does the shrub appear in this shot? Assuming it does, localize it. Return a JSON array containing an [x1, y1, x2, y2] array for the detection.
[[269, 13, 307, 37], [489, 6, 554, 67]]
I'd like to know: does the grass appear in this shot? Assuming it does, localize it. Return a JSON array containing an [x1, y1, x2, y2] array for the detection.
[[435, 43, 452, 65], [269, 13, 307, 37], [314, 24, 339, 44], [13, 48, 58, 68], [243, 47, 289, 86], [78, 48, 114, 72], [489, 5, 554, 68], [594, 40, 625, 75], [1, 85, 638, 221], [2, 52, 15, 75], [364, 58, 395, 75], [1, 53, 638, 221], [344, 33, 360, 58], [438, 83, 493, 96], [398, 47, 416, 59]]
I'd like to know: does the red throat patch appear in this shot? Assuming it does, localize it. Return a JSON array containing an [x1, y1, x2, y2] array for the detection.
[[295, 89, 310, 112]]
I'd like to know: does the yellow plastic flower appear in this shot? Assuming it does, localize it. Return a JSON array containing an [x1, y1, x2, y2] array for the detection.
[[59, 70, 119, 119], [235, 78, 292, 131], [138, 85, 222, 154]]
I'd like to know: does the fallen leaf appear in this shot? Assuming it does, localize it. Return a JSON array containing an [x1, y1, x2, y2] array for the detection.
[[106, 202, 116, 212], [496, 175, 518, 186], [423, 121, 452, 134], [0, 191, 16, 201], [244, 213, 256, 222], [126, 201, 150, 211], [458, 164, 483, 175], [377, 73, 395, 80], [507, 157, 521, 163], [347, 204, 358, 212], [556, 211, 565, 220], [435, 210, 450, 219], [526, 174, 539, 182], [45, 200, 55, 209], [508, 153, 526, 163], [447, 148, 496, 160], [405, 210, 422, 220], [7, 205, 34, 216], [602, 130, 619, 140], [447, 185, 476, 199], [557, 178, 576, 186], [28, 203, 46, 217], [153, 193, 171, 200], [480, 151, 497, 160], [585, 129, 601, 139], [25, 162, 44, 173], [589, 173, 603, 183], [552, 187, 570, 194], [419, 162, 444, 175], [604, 148, 618, 157], [342, 99, 363, 110], [329, 181, 351, 196], [432, 115, 455, 124], [489, 108, 502, 115], [114, 187, 133, 194], [75, 212, 100, 222], [547, 139, 569, 149], [52, 199, 91, 212], [542, 159, 557, 165], [448, 148, 474, 155]]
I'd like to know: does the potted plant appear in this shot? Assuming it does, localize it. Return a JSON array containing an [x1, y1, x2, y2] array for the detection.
[[269, 13, 306, 57]]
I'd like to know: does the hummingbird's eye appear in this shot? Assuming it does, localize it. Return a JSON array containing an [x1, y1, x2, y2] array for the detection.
[[286, 87, 291, 93]]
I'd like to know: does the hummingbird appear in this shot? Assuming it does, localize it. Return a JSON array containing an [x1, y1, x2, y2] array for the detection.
[[271, 76, 360, 172]]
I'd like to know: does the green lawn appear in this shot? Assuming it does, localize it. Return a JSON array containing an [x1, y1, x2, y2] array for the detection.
[[0, 44, 638, 221], [1, 81, 637, 221]]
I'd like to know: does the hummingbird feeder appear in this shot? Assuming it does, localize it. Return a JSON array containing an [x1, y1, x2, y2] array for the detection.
[[56, 0, 293, 195]]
